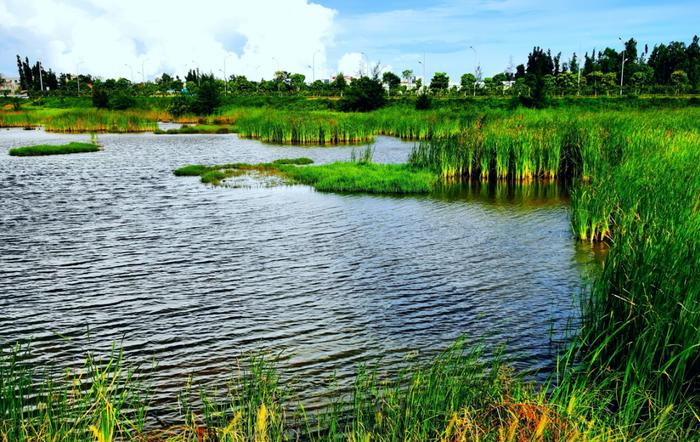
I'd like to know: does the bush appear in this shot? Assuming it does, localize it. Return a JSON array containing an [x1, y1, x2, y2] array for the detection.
[[92, 87, 109, 109], [338, 77, 386, 112], [415, 93, 431, 110], [168, 94, 194, 117], [108, 92, 136, 110]]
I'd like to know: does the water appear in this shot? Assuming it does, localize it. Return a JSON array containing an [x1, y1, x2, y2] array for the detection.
[[0, 128, 593, 419]]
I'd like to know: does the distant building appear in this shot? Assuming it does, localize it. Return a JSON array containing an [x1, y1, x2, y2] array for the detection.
[[400, 77, 418, 90], [1, 77, 21, 95], [330, 74, 354, 84]]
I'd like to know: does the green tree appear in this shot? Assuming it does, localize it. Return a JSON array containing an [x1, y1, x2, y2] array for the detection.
[[671, 70, 689, 94], [401, 69, 413, 83], [556, 71, 576, 96], [460, 73, 476, 95], [630, 66, 653, 94], [601, 72, 618, 95], [382, 71, 401, 95], [331, 73, 347, 96], [192, 74, 221, 115], [586, 71, 604, 96], [290, 73, 306, 92], [338, 76, 386, 112], [429, 72, 449, 94]]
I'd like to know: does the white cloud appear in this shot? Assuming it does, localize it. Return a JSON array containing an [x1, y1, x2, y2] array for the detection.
[[0, 0, 337, 81]]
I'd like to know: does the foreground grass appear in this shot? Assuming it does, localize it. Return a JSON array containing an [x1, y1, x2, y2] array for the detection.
[[8, 142, 100, 156], [174, 158, 436, 194], [3, 340, 695, 441]]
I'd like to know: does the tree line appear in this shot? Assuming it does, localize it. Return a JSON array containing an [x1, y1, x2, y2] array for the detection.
[[8, 35, 700, 112]]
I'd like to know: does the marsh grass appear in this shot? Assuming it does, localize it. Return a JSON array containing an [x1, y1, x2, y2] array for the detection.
[[154, 124, 231, 135], [0, 344, 148, 441], [174, 158, 436, 194], [4, 339, 695, 441], [0, 109, 158, 133], [8, 142, 100, 156]]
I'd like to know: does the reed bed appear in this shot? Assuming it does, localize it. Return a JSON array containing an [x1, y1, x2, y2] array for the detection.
[[0, 109, 159, 133], [3, 340, 694, 441]]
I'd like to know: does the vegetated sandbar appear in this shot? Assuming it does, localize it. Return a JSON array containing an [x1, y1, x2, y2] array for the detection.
[[8, 142, 100, 156], [174, 158, 437, 194]]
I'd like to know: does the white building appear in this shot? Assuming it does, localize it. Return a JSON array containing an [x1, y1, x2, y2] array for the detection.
[[1, 77, 21, 95]]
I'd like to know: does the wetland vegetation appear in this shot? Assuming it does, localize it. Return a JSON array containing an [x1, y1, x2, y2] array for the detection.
[[8, 141, 100, 156], [3, 35, 700, 441]]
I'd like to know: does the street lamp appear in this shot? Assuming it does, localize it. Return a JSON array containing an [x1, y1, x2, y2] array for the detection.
[[139, 59, 148, 84], [76, 60, 83, 96], [223, 54, 234, 95], [418, 54, 426, 93], [38, 60, 44, 93], [312, 49, 320, 83], [619, 37, 627, 96], [469, 46, 479, 97], [124, 64, 134, 83], [272, 57, 280, 74]]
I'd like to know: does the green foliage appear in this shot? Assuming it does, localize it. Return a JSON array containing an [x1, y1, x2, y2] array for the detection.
[[191, 75, 221, 115], [8, 142, 100, 156], [430, 72, 450, 93], [415, 93, 431, 110], [338, 76, 387, 112]]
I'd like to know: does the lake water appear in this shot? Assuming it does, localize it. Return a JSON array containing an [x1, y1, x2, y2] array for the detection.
[[0, 128, 593, 419]]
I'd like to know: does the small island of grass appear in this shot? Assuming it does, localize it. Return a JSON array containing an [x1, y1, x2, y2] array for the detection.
[[9, 142, 101, 157], [174, 157, 436, 194]]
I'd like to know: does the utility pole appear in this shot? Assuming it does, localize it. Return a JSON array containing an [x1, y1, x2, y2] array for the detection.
[[312, 50, 320, 83], [619, 37, 626, 96], [469, 46, 478, 97], [38, 60, 44, 93], [76, 61, 83, 96], [418, 53, 426, 93], [124, 64, 134, 83]]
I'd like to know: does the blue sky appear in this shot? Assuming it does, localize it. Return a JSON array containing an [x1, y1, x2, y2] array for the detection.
[[321, 0, 700, 81], [1, 0, 698, 82]]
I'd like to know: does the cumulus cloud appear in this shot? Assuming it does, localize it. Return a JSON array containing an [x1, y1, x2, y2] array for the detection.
[[0, 0, 336, 80]]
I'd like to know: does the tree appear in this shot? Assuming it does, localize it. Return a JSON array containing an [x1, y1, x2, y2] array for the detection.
[[92, 85, 110, 108], [556, 71, 576, 96], [460, 73, 476, 95], [331, 73, 347, 96], [601, 72, 618, 95], [525, 46, 555, 105], [586, 71, 604, 96], [401, 70, 414, 83], [338, 76, 386, 112], [192, 74, 221, 115], [382, 71, 401, 95], [671, 70, 689, 94], [429, 72, 449, 94], [630, 66, 653, 94], [290, 73, 306, 92]]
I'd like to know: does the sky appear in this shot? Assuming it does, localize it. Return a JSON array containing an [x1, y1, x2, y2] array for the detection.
[[1, 0, 699, 83]]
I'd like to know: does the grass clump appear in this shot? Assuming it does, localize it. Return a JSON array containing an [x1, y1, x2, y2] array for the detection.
[[154, 124, 230, 135], [277, 162, 435, 194], [8, 142, 100, 156], [0, 344, 148, 441], [272, 157, 313, 165], [173, 156, 435, 194]]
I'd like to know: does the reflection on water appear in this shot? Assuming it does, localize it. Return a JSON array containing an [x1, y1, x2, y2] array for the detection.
[[0, 129, 595, 420]]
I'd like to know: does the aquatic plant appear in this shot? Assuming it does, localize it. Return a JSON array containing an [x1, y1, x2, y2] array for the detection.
[[8, 142, 100, 156]]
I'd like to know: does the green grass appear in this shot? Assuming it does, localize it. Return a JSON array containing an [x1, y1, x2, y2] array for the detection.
[[154, 124, 231, 134], [174, 158, 436, 194], [3, 339, 695, 441], [8, 142, 100, 156], [0, 108, 160, 133]]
